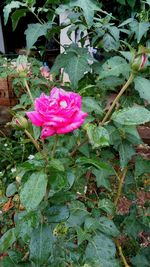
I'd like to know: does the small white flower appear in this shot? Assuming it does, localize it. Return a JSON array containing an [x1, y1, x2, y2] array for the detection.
[[28, 155, 35, 160], [0, 172, 3, 175], [4, 143, 8, 147], [84, 186, 87, 194], [11, 167, 16, 173]]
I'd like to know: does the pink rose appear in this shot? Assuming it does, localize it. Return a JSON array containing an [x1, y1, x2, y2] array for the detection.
[[26, 87, 88, 139]]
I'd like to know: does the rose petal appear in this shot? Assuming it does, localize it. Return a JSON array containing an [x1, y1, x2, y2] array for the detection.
[[41, 126, 56, 139], [26, 111, 44, 126]]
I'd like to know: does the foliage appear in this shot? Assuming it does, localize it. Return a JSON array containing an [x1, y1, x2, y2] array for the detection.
[[0, 0, 150, 266]]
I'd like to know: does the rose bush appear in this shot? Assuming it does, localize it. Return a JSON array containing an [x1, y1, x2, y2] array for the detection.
[[26, 87, 88, 139]]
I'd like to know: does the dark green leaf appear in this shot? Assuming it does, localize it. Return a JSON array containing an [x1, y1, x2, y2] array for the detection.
[[85, 232, 119, 267], [97, 56, 129, 79], [20, 172, 47, 211], [25, 23, 52, 49], [51, 45, 91, 89], [92, 168, 112, 190], [46, 205, 69, 223], [0, 228, 16, 253], [76, 157, 111, 170], [29, 224, 53, 265], [48, 159, 64, 172], [11, 9, 28, 31], [3, 1, 26, 25], [67, 201, 89, 227], [130, 20, 150, 43], [98, 198, 115, 216], [118, 141, 135, 168], [134, 76, 150, 103], [82, 97, 103, 116]]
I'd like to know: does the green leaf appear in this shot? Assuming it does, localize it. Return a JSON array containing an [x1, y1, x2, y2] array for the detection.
[[25, 23, 52, 49], [57, 0, 101, 25], [84, 216, 119, 237], [3, 1, 26, 25], [112, 107, 150, 126], [127, 0, 136, 7], [67, 201, 89, 227], [6, 182, 17, 197], [51, 45, 91, 88], [0, 228, 16, 253], [11, 9, 28, 31], [118, 141, 135, 168], [131, 253, 150, 267], [15, 211, 40, 242], [86, 124, 110, 148], [76, 226, 91, 245], [123, 208, 143, 239], [130, 20, 150, 43], [48, 159, 65, 172], [20, 172, 47, 211], [82, 97, 103, 115], [134, 76, 150, 103], [32, 125, 41, 140], [46, 205, 69, 223], [92, 168, 112, 190], [29, 224, 53, 265], [117, 0, 126, 4], [98, 198, 115, 216], [135, 156, 150, 177], [97, 56, 129, 79], [85, 232, 119, 267], [76, 157, 111, 171], [103, 33, 120, 51]]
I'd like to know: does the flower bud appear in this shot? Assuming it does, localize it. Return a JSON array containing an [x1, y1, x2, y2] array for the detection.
[[15, 115, 28, 129], [132, 53, 147, 72]]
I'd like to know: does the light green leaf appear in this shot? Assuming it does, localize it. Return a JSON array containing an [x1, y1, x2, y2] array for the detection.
[[98, 56, 129, 79], [0, 228, 16, 253], [11, 9, 28, 31], [98, 198, 115, 216], [6, 182, 17, 197], [112, 107, 150, 126], [20, 172, 47, 211], [57, 0, 101, 25], [29, 224, 53, 265], [3, 1, 26, 25], [86, 124, 110, 148], [25, 23, 52, 49], [51, 45, 91, 88], [134, 76, 150, 103], [130, 20, 150, 43]]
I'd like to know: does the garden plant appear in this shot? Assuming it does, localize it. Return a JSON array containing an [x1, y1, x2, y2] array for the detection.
[[0, 0, 150, 266]]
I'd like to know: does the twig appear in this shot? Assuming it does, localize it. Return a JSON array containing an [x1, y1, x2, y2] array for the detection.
[[116, 240, 130, 267], [70, 138, 88, 157], [23, 79, 34, 106], [24, 129, 41, 152], [114, 168, 127, 206], [101, 73, 135, 125]]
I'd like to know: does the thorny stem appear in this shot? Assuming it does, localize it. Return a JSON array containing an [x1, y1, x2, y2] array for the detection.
[[114, 168, 127, 206], [23, 79, 34, 106], [116, 240, 130, 267], [101, 73, 135, 125]]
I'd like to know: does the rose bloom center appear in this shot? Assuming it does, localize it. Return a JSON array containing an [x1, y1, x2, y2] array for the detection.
[[60, 100, 68, 108]]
